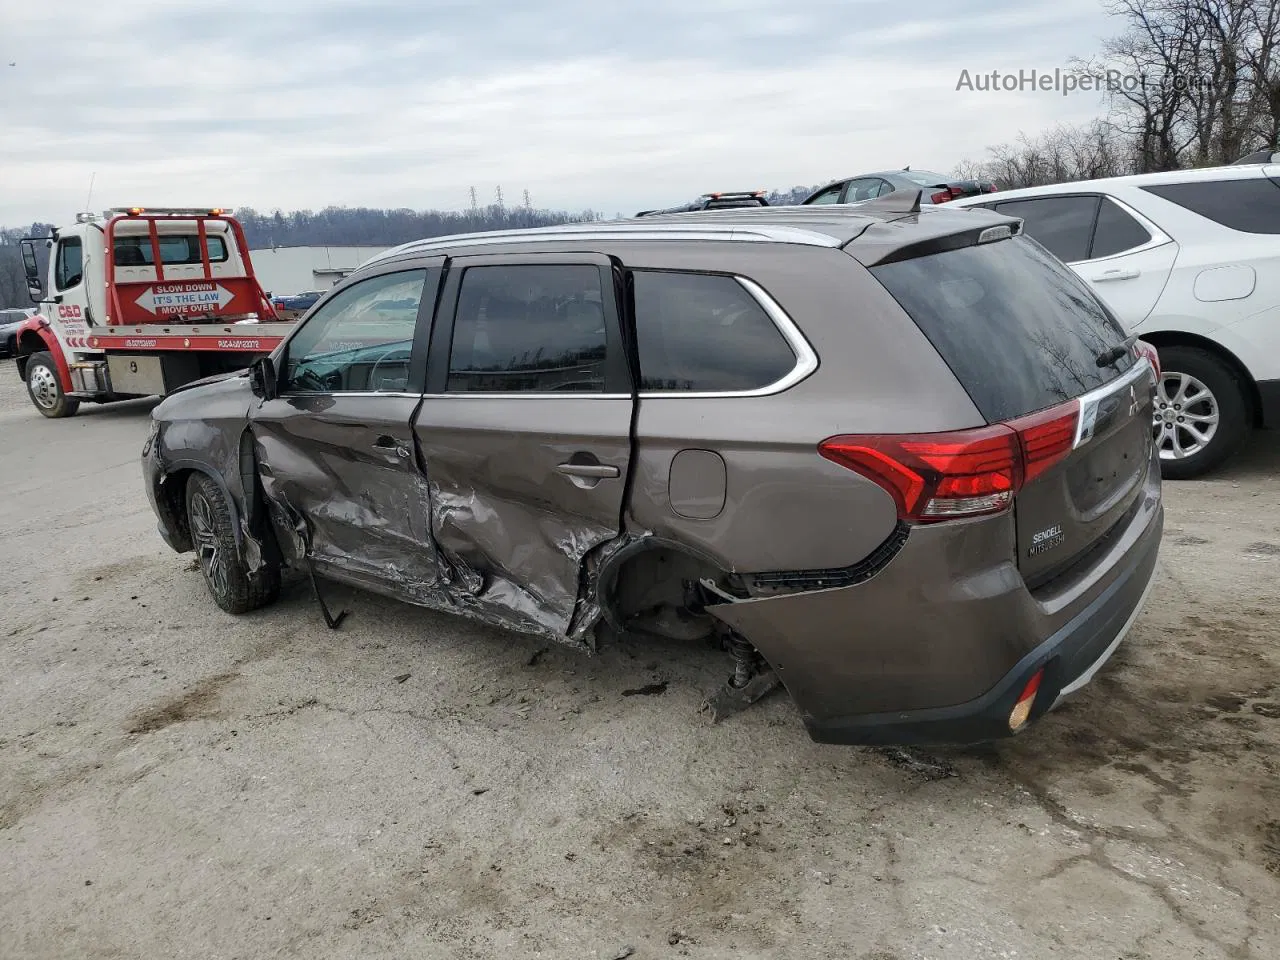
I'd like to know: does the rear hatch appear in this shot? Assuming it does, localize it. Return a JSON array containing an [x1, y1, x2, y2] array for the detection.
[[867, 231, 1155, 585]]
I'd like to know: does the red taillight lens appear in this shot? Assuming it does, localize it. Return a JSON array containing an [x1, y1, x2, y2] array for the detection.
[[819, 426, 1019, 522], [930, 190, 953, 204], [1008, 402, 1079, 482], [1135, 339, 1160, 377], [820, 401, 1080, 523]]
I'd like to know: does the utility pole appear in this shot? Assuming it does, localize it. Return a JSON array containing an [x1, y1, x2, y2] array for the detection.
[[469, 186, 478, 213], [522, 189, 531, 211], [495, 185, 504, 209]]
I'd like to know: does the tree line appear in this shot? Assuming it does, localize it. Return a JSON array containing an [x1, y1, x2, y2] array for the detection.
[[957, 0, 1279, 186]]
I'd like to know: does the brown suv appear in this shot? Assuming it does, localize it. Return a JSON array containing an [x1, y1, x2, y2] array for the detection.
[[142, 200, 1163, 746]]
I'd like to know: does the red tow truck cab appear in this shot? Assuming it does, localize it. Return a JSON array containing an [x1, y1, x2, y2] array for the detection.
[[15, 207, 296, 418]]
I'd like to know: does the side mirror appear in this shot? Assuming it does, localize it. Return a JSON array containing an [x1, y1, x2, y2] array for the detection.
[[248, 356, 279, 401], [19, 240, 43, 301]]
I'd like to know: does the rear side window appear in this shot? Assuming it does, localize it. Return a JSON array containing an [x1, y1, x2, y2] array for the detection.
[[1140, 178, 1280, 234], [806, 186, 842, 205], [447, 264, 607, 393], [992, 196, 1097, 262], [870, 236, 1132, 422], [1090, 198, 1152, 257], [114, 234, 229, 266], [631, 271, 797, 393]]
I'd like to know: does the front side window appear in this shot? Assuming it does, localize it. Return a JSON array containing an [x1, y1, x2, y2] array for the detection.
[[631, 271, 797, 392], [284, 270, 426, 394], [55, 238, 83, 290], [992, 196, 1099, 263], [113, 234, 229, 266], [1140, 178, 1280, 234], [447, 264, 607, 393]]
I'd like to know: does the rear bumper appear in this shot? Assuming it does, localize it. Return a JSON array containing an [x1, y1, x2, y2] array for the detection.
[[709, 458, 1163, 746], [807, 510, 1160, 745]]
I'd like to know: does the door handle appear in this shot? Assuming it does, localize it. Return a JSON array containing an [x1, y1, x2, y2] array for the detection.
[[557, 462, 620, 479], [1092, 268, 1140, 281]]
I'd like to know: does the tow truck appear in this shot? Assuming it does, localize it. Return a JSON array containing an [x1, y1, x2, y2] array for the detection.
[[14, 207, 296, 418]]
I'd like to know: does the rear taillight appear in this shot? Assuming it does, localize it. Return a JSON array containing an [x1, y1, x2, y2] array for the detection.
[[819, 401, 1079, 523], [930, 190, 954, 204], [1135, 339, 1160, 377]]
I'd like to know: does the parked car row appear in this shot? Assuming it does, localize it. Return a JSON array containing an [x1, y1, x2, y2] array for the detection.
[[639, 152, 1279, 478]]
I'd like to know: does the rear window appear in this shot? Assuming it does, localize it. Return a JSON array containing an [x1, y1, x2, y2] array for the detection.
[[114, 235, 229, 266], [869, 236, 1133, 422], [631, 271, 797, 392], [1140, 178, 1280, 234]]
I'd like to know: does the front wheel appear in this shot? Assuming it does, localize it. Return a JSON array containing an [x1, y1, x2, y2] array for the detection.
[[1153, 346, 1250, 480], [185, 473, 280, 614], [26, 351, 80, 419]]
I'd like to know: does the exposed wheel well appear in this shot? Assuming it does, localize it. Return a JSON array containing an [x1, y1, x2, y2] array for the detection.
[[1139, 331, 1262, 427], [598, 542, 739, 643]]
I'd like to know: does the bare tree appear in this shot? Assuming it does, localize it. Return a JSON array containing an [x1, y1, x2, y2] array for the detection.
[[956, 120, 1136, 188]]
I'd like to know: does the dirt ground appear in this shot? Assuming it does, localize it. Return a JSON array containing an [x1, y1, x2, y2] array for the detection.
[[1, 365, 1278, 960]]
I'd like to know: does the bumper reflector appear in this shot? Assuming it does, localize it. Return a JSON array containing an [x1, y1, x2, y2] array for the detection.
[[1008, 668, 1044, 732]]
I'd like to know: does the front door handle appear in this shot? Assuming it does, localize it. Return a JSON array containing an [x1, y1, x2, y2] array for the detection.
[[557, 462, 620, 479]]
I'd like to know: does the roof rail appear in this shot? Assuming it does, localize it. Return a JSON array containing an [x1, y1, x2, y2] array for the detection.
[[362, 221, 844, 266]]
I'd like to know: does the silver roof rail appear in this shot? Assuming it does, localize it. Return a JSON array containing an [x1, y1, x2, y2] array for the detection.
[[362, 222, 844, 266]]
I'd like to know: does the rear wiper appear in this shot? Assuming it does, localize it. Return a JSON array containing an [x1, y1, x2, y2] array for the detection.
[[1095, 345, 1127, 368]]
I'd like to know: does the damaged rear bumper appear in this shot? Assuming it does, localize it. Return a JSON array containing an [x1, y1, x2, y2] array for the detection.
[[709, 481, 1163, 746]]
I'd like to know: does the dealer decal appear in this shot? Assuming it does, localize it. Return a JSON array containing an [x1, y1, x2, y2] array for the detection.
[[1029, 523, 1065, 556]]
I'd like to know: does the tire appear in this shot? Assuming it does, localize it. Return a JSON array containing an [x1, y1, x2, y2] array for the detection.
[[1153, 345, 1250, 480], [185, 473, 280, 614], [26, 351, 80, 419]]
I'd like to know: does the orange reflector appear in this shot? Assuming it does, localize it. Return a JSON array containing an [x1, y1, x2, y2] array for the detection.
[[1008, 668, 1044, 732]]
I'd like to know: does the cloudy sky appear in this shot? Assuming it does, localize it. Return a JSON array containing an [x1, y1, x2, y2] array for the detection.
[[0, 0, 1120, 226]]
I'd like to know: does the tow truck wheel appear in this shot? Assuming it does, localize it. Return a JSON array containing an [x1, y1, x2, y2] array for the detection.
[[26, 351, 80, 419], [185, 473, 280, 615]]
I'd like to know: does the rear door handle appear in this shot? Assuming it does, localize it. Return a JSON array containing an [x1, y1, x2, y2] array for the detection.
[[557, 463, 620, 479], [1092, 268, 1140, 281]]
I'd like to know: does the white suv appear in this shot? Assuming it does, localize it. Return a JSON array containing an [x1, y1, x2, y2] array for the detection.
[[953, 157, 1280, 478]]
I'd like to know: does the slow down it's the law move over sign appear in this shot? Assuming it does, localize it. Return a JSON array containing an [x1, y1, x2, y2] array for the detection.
[[114, 276, 263, 325], [135, 281, 237, 317]]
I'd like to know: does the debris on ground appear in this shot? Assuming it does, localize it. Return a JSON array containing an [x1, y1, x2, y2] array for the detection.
[[622, 681, 668, 697]]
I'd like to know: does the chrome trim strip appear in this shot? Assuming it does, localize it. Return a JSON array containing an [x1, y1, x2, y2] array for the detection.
[[417, 275, 818, 401], [276, 391, 423, 400], [1073, 357, 1152, 449]]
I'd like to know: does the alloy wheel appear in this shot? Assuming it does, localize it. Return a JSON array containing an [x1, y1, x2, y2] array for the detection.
[[189, 491, 229, 597], [1153, 371, 1219, 461]]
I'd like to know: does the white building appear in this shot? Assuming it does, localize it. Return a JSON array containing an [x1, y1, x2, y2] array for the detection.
[[248, 245, 391, 298]]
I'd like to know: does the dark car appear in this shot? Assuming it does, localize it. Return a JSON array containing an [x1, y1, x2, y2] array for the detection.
[[635, 190, 769, 217], [0, 308, 34, 359], [802, 169, 998, 206], [142, 203, 1162, 746]]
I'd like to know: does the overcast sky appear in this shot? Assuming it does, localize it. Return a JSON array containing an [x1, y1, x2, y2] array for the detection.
[[0, 0, 1119, 225]]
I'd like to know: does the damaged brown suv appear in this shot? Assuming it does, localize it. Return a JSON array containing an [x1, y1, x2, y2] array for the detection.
[[142, 198, 1164, 746]]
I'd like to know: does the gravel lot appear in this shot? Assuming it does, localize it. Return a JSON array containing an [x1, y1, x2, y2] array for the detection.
[[2, 364, 1278, 960]]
